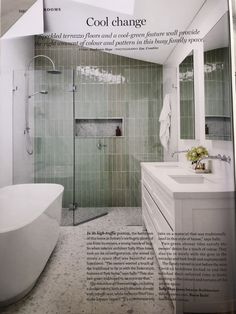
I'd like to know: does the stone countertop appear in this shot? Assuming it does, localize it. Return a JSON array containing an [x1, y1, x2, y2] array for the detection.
[[141, 162, 235, 199]]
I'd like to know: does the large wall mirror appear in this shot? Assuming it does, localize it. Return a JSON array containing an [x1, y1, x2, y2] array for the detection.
[[203, 13, 232, 141], [179, 51, 195, 140]]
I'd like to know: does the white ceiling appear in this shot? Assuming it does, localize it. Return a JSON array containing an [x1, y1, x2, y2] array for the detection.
[[203, 13, 229, 51]]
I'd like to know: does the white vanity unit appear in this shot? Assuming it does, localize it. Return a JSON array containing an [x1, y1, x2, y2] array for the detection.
[[141, 162, 235, 314]]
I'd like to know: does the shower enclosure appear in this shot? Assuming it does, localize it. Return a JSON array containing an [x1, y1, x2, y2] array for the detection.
[[12, 50, 163, 226]]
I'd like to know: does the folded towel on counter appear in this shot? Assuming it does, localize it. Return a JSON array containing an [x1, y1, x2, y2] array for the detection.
[[159, 94, 171, 150]]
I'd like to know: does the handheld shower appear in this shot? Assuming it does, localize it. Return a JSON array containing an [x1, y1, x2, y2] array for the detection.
[[28, 90, 48, 98]]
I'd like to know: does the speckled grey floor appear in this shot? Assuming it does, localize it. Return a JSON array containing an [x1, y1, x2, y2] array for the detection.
[[0, 208, 173, 314]]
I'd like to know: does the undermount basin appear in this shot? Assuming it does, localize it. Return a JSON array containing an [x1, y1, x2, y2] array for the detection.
[[169, 175, 206, 184]]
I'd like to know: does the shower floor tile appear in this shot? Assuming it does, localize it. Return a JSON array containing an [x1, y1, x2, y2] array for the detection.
[[1, 208, 173, 314]]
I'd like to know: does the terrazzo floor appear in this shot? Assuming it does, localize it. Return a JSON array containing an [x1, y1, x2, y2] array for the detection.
[[0, 208, 173, 314]]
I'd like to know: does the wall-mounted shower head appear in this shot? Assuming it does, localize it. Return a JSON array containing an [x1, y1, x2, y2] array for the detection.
[[47, 69, 61, 74], [28, 90, 48, 98], [26, 55, 61, 74]]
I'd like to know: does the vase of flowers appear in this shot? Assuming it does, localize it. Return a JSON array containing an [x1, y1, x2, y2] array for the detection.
[[186, 146, 209, 172]]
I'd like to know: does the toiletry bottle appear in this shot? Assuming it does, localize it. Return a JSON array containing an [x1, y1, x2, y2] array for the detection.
[[116, 126, 121, 136]]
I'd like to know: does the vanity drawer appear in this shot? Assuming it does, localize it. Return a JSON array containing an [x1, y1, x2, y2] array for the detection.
[[142, 170, 175, 229], [142, 196, 175, 306], [142, 205, 160, 256], [143, 201, 167, 260], [142, 185, 173, 233]]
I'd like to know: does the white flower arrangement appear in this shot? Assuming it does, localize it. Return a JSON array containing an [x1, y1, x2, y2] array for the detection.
[[186, 146, 209, 164]]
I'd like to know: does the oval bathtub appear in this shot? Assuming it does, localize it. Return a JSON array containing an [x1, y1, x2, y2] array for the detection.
[[0, 183, 64, 306]]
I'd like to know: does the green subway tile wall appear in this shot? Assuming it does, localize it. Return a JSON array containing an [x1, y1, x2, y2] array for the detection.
[[34, 37, 163, 207]]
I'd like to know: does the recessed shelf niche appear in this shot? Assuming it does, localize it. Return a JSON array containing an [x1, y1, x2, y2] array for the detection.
[[205, 116, 231, 141], [75, 118, 124, 137]]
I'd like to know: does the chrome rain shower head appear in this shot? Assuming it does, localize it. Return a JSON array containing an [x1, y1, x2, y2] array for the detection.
[[28, 90, 48, 98], [47, 69, 61, 74], [26, 55, 61, 74]]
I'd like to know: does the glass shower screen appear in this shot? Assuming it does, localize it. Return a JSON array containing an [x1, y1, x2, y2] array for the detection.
[[13, 68, 109, 226], [13, 69, 74, 225]]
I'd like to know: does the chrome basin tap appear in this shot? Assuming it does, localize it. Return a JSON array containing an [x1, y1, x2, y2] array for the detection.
[[196, 154, 231, 167], [171, 150, 189, 158]]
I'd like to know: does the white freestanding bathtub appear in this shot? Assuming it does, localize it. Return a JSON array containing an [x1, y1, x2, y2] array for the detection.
[[0, 184, 64, 306]]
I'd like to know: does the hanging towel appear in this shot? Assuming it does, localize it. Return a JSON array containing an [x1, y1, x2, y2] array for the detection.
[[159, 94, 171, 151]]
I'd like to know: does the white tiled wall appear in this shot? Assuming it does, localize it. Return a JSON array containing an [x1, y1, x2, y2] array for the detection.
[[0, 36, 34, 187]]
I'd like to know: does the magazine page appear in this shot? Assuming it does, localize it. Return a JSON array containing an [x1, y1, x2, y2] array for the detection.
[[0, 0, 235, 314]]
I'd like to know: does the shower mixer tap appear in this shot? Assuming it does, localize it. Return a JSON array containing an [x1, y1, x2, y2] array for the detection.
[[97, 141, 107, 150], [28, 90, 48, 98]]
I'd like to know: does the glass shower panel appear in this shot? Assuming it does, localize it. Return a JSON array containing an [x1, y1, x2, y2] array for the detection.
[[32, 69, 74, 225], [13, 69, 74, 225], [33, 68, 73, 197], [74, 66, 117, 224]]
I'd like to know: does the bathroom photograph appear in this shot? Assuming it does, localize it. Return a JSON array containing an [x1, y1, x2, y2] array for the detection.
[[0, 0, 236, 313]]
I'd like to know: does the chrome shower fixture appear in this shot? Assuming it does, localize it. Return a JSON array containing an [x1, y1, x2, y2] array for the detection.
[[25, 55, 61, 155], [26, 54, 61, 74], [28, 90, 48, 98], [47, 69, 61, 74]]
